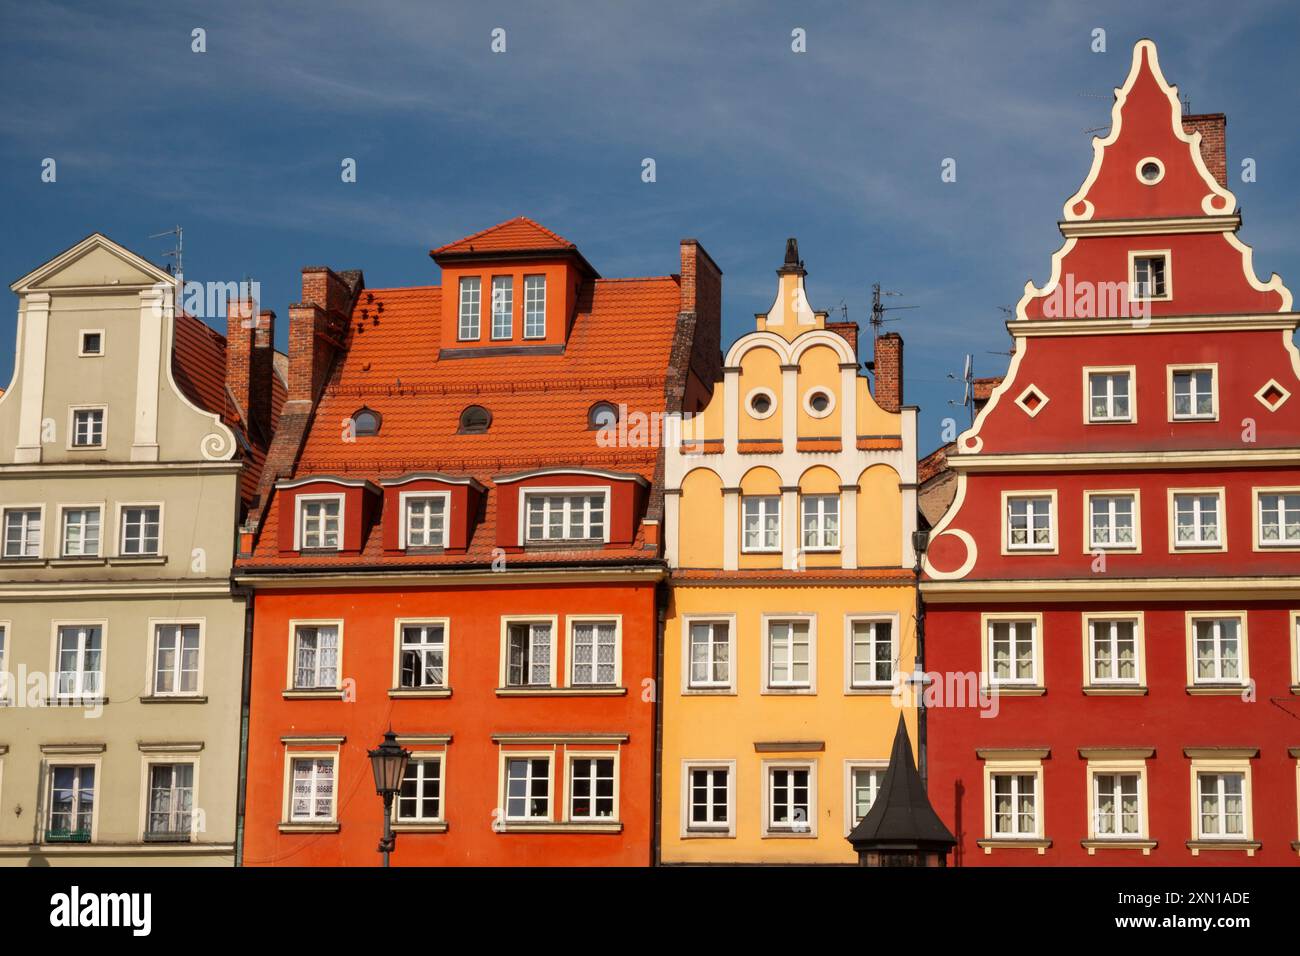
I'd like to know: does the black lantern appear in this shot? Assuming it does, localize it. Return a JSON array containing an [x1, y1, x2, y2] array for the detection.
[[912, 528, 930, 560], [367, 729, 411, 867]]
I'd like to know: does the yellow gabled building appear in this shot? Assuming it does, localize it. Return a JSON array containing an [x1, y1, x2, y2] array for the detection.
[[661, 239, 918, 863]]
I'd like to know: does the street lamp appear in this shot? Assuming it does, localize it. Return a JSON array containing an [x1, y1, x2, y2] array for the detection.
[[367, 729, 411, 867]]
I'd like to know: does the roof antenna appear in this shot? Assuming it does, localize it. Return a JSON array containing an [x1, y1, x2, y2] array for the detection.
[[947, 353, 974, 426], [1182, 92, 1191, 115], [150, 225, 183, 285], [870, 282, 918, 341]]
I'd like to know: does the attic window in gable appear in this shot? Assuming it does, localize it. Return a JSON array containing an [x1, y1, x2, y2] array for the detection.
[[1136, 157, 1165, 185], [352, 408, 381, 436], [459, 405, 492, 434], [588, 402, 619, 430]]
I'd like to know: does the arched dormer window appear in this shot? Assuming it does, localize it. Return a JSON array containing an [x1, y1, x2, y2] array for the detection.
[[352, 407, 381, 436], [459, 405, 492, 434], [588, 401, 619, 430]]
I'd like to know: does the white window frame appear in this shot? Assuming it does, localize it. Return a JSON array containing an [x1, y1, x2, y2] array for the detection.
[[1081, 613, 1145, 689], [1190, 760, 1253, 845], [844, 760, 888, 835], [58, 503, 103, 558], [78, 329, 105, 357], [742, 494, 782, 553], [67, 405, 107, 450], [1129, 249, 1172, 302], [1084, 490, 1140, 551], [800, 493, 840, 552], [566, 615, 622, 688], [1083, 366, 1135, 424], [499, 615, 558, 689], [283, 752, 339, 824], [762, 759, 818, 837], [490, 275, 513, 340], [399, 491, 450, 549], [981, 613, 1042, 690], [51, 620, 107, 701], [393, 619, 449, 691], [1168, 488, 1225, 551], [523, 274, 546, 339], [520, 487, 611, 544], [139, 756, 199, 842], [681, 760, 736, 837], [148, 618, 205, 697], [563, 751, 620, 823], [682, 614, 735, 693], [1002, 491, 1057, 553], [1253, 487, 1300, 550], [1167, 364, 1218, 421], [845, 614, 898, 691], [294, 493, 345, 551], [286, 619, 344, 691], [44, 758, 102, 843], [116, 502, 163, 557], [1088, 763, 1148, 843], [761, 614, 816, 693], [984, 761, 1044, 841], [2, 504, 45, 559], [500, 752, 553, 822], [394, 754, 444, 824], [457, 275, 481, 340], [1186, 612, 1249, 688]]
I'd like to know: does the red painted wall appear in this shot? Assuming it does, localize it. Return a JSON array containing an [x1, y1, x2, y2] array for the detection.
[[242, 580, 657, 867]]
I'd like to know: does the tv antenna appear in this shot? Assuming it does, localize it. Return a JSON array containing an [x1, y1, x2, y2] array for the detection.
[[150, 225, 184, 282], [947, 353, 975, 425], [870, 282, 918, 339]]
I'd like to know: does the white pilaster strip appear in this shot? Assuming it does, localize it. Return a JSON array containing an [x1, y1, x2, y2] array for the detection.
[[14, 293, 49, 463], [722, 488, 740, 571], [840, 486, 858, 569], [132, 286, 166, 462]]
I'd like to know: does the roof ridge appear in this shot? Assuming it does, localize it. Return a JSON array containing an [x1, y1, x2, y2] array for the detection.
[[430, 215, 575, 256]]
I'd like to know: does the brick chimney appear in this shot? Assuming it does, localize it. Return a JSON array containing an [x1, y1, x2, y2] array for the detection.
[[827, 320, 859, 362], [873, 332, 904, 412], [675, 239, 723, 410], [1182, 113, 1227, 187], [288, 267, 358, 404], [226, 300, 276, 443]]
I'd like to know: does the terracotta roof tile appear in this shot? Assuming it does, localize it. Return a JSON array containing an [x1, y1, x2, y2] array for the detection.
[[431, 216, 576, 256]]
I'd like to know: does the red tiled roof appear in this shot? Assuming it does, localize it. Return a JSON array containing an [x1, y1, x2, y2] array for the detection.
[[972, 376, 1001, 401], [431, 216, 576, 256], [241, 271, 685, 570], [918, 442, 954, 485]]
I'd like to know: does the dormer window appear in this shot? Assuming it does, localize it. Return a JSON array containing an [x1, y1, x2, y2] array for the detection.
[[588, 402, 619, 430], [459, 405, 492, 434], [402, 493, 448, 549], [458, 276, 481, 340], [351, 408, 381, 437], [524, 490, 608, 543], [523, 275, 546, 339], [491, 276, 513, 340], [297, 495, 342, 551]]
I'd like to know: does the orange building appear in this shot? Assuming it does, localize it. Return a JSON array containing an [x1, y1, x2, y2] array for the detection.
[[236, 218, 720, 866]]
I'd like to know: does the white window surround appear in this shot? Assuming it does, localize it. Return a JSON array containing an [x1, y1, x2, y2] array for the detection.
[[681, 759, 736, 838], [800, 494, 840, 552], [1001, 490, 1058, 554], [745, 386, 777, 420], [392, 619, 449, 692], [1188, 758, 1255, 850], [115, 502, 163, 557], [761, 613, 817, 694], [844, 614, 899, 692], [1254, 378, 1291, 413], [2, 504, 45, 560], [499, 751, 554, 823], [762, 759, 818, 837], [398, 490, 450, 549], [802, 387, 837, 419], [1292, 611, 1300, 691], [137, 754, 200, 842], [1083, 366, 1136, 424], [523, 274, 546, 339], [681, 614, 736, 694], [1253, 487, 1300, 550], [78, 329, 105, 357], [981, 613, 1043, 691], [393, 754, 445, 825], [67, 405, 107, 450], [844, 760, 888, 835], [1129, 249, 1172, 302], [1134, 155, 1166, 186], [45, 757, 103, 843], [1167, 364, 1218, 421], [566, 615, 622, 688], [458, 276, 481, 341], [282, 751, 340, 825], [498, 615, 559, 689], [562, 751, 620, 823], [1086, 761, 1150, 846], [1185, 612, 1250, 689], [1080, 613, 1145, 690], [518, 486, 611, 544], [293, 493, 345, 551], [1013, 384, 1049, 418], [50, 620, 107, 701], [742, 494, 782, 553], [490, 275, 514, 341], [57, 502, 104, 558], [983, 760, 1045, 844], [285, 619, 344, 692], [147, 618, 206, 698], [1084, 490, 1141, 552], [1167, 488, 1226, 552]]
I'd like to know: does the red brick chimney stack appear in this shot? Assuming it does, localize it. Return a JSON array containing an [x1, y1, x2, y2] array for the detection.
[[1182, 112, 1227, 187], [873, 332, 904, 412]]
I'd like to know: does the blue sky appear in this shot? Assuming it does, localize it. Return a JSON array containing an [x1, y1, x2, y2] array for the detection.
[[2, 0, 1299, 450]]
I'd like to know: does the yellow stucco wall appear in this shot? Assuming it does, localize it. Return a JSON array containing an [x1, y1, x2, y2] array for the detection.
[[857, 464, 903, 568]]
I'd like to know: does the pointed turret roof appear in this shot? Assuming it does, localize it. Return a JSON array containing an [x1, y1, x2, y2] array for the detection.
[[847, 716, 956, 851]]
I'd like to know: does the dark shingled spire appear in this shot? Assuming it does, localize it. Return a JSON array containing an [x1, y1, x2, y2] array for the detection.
[[848, 716, 957, 853], [777, 237, 806, 276]]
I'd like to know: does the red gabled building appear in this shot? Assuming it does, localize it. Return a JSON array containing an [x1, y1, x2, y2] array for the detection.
[[921, 40, 1300, 865], [236, 217, 720, 866]]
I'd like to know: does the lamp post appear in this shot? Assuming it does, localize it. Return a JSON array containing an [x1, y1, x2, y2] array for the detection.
[[367, 729, 411, 867]]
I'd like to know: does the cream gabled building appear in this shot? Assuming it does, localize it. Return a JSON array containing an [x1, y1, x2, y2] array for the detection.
[[0, 234, 281, 865], [660, 240, 919, 863]]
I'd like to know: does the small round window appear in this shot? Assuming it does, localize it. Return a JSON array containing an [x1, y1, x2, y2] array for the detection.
[[588, 401, 619, 430], [351, 407, 381, 436], [803, 388, 836, 419], [1136, 157, 1165, 185], [458, 405, 492, 434], [747, 388, 776, 419]]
